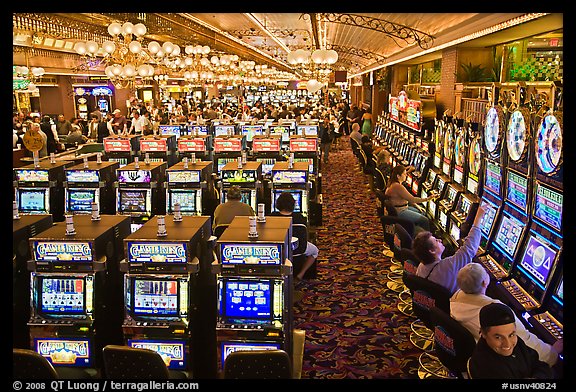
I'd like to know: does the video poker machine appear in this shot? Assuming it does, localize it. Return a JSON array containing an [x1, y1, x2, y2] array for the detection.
[[251, 135, 283, 178], [212, 135, 247, 177], [406, 134, 433, 197], [139, 134, 177, 167], [219, 160, 263, 212], [420, 118, 446, 219], [116, 161, 167, 233], [103, 135, 141, 167], [120, 215, 217, 378], [270, 161, 310, 219], [211, 215, 294, 375], [13, 214, 53, 349], [240, 124, 264, 148], [177, 134, 213, 162], [27, 214, 131, 374], [494, 111, 563, 342], [165, 160, 216, 216], [64, 160, 119, 216], [446, 124, 481, 247], [289, 135, 321, 205], [14, 160, 73, 222]]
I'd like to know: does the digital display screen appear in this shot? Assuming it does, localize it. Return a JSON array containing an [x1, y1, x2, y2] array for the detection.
[[167, 170, 201, 183], [128, 340, 186, 370], [435, 177, 445, 193], [484, 161, 501, 195], [518, 233, 557, 287], [553, 278, 563, 304], [189, 125, 208, 135], [257, 158, 276, 176], [222, 189, 253, 206], [450, 221, 460, 242], [457, 196, 472, 215], [426, 170, 437, 185], [17, 188, 48, 213], [297, 125, 318, 136], [533, 184, 562, 232], [272, 190, 303, 213], [118, 189, 149, 214], [15, 169, 49, 182], [271, 126, 290, 142], [221, 169, 257, 183], [439, 210, 448, 229], [66, 170, 99, 183], [494, 212, 524, 257], [272, 170, 307, 184], [447, 187, 457, 203], [241, 125, 263, 142], [506, 171, 528, 211], [35, 337, 92, 367], [132, 279, 180, 316], [215, 125, 235, 136], [220, 244, 282, 265], [217, 158, 236, 174], [117, 170, 151, 183], [221, 342, 281, 366], [67, 189, 97, 212], [168, 190, 197, 213], [159, 125, 180, 140], [40, 277, 86, 315], [221, 279, 272, 319]]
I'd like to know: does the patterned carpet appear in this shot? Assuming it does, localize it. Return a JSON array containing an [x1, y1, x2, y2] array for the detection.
[[293, 137, 422, 379]]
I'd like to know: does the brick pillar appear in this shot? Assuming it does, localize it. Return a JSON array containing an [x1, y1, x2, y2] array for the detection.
[[439, 48, 459, 116]]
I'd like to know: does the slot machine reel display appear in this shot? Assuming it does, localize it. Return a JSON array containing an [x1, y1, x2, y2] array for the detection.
[[64, 161, 119, 215], [165, 160, 215, 216]]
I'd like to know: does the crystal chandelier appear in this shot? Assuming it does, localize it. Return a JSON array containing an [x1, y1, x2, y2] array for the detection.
[[287, 48, 338, 91], [13, 65, 45, 91]]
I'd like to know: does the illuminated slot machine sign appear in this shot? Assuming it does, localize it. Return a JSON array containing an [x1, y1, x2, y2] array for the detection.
[[220, 341, 281, 368], [535, 113, 562, 189], [189, 125, 208, 136], [442, 123, 454, 176], [15, 168, 50, 183], [221, 169, 257, 184], [506, 170, 529, 214], [271, 170, 307, 185], [128, 339, 187, 370], [214, 125, 236, 137], [433, 120, 445, 168], [406, 100, 422, 131], [252, 138, 281, 153], [272, 189, 304, 213], [506, 108, 530, 166], [35, 336, 92, 368], [33, 240, 94, 263], [213, 137, 243, 153], [178, 137, 206, 153], [216, 276, 284, 328], [103, 137, 132, 164], [159, 125, 181, 139], [533, 183, 562, 234], [219, 243, 282, 266], [484, 106, 505, 160], [453, 131, 466, 185], [241, 124, 263, 142], [467, 135, 483, 195], [289, 138, 317, 153], [140, 138, 168, 162], [125, 275, 189, 323], [484, 160, 503, 198], [296, 125, 318, 137], [389, 96, 399, 121]]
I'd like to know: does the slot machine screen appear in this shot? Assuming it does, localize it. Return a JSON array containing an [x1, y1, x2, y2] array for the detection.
[[506, 170, 528, 212], [221, 169, 257, 183], [117, 170, 151, 184], [493, 212, 524, 259], [217, 158, 236, 174], [65, 170, 99, 183], [15, 169, 49, 182], [446, 186, 457, 205], [67, 189, 97, 213], [128, 340, 187, 370], [435, 176, 446, 193], [484, 161, 502, 196], [425, 170, 437, 186], [159, 125, 181, 139], [218, 278, 279, 324], [222, 189, 253, 206], [533, 184, 563, 232], [449, 221, 461, 242], [168, 190, 198, 214], [221, 341, 281, 366], [241, 125, 263, 142], [37, 276, 91, 318], [17, 188, 49, 214], [551, 276, 563, 307], [517, 233, 558, 289], [128, 277, 188, 319], [272, 189, 303, 213], [189, 125, 208, 135], [271, 126, 290, 142], [256, 158, 276, 176], [117, 189, 150, 214], [457, 196, 472, 216], [439, 210, 448, 230], [215, 125, 236, 137], [297, 125, 318, 136]]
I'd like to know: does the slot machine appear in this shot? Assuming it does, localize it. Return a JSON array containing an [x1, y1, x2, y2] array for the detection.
[[13, 214, 53, 349], [429, 119, 456, 231], [103, 135, 141, 167], [158, 124, 182, 139], [407, 134, 433, 197], [296, 123, 319, 137], [289, 135, 321, 196], [212, 134, 246, 176], [219, 161, 263, 212], [177, 134, 213, 163], [14, 160, 73, 222], [64, 160, 119, 215], [139, 135, 177, 167], [446, 123, 481, 246], [28, 214, 131, 375], [420, 118, 445, 217], [495, 111, 563, 342], [241, 124, 264, 148], [269, 124, 291, 148], [116, 161, 167, 233], [270, 161, 310, 218], [166, 160, 215, 216], [211, 216, 294, 375], [121, 215, 217, 378], [251, 135, 283, 178]]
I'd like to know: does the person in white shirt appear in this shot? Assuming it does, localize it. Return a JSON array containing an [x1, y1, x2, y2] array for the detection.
[[450, 263, 562, 367], [128, 110, 150, 135]]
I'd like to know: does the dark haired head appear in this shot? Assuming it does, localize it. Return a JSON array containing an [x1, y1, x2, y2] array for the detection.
[[389, 164, 407, 184], [227, 185, 242, 200], [412, 231, 436, 265], [275, 192, 295, 213]]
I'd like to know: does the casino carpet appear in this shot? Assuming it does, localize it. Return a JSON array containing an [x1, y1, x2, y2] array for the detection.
[[293, 138, 422, 379]]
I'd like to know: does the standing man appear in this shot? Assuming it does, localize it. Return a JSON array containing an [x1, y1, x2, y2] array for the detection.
[[319, 116, 334, 164], [55, 114, 73, 138], [346, 103, 362, 131], [97, 112, 113, 143], [109, 109, 127, 136]]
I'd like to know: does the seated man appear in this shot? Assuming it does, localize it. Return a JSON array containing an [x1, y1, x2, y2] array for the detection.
[[412, 204, 487, 295], [468, 303, 556, 379], [213, 185, 255, 229], [452, 263, 562, 367], [270, 191, 318, 283]]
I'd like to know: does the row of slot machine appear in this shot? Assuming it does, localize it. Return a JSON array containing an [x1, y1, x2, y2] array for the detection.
[[13, 124, 324, 232], [13, 208, 296, 376]]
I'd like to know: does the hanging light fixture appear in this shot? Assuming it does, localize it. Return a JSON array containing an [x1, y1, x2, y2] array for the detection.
[[13, 65, 45, 91]]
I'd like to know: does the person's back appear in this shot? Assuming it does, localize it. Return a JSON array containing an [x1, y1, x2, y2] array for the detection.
[[213, 186, 255, 228], [350, 123, 362, 145], [66, 129, 87, 145]]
